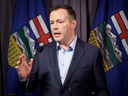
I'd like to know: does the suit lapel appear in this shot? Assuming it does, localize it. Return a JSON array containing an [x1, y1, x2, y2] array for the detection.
[[48, 41, 62, 86], [62, 38, 86, 88]]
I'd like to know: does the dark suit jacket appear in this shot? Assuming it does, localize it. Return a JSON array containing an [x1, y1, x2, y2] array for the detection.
[[17, 37, 110, 96]]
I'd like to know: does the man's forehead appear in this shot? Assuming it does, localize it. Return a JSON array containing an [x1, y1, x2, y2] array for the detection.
[[50, 9, 68, 20]]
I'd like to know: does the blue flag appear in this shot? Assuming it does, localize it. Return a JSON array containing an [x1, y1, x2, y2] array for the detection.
[[6, 0, 52, 96], [88, 0, 128, 96]]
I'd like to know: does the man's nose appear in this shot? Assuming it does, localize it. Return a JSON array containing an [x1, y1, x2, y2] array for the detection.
[[53, 23, 58, 29]]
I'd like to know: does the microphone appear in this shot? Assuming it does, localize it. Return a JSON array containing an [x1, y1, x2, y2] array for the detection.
[[37, 46, 44, 52], [69, 80, 95, 96], [24, 46, 44, 96]]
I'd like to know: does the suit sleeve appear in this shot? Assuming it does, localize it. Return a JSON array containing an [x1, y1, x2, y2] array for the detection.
[[93, 49, 110, 96], [17, 53, 40, 92]]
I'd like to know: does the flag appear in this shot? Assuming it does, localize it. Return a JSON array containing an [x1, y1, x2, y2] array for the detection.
[[6, 0, 53, 96], [88, 0, 128, 96]]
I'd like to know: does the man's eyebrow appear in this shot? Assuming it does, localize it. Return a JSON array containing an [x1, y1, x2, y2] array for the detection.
[[56, 19, 62, 22], [50, 20, 54, 22], [50, 19, 62, 22]]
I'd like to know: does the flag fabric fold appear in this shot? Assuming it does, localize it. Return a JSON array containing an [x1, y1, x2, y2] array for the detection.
[[6, 0, 52, 96], [88, 0, 128, 96]]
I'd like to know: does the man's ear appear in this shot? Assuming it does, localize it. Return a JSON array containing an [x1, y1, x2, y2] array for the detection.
[[71, 20, 77, 30]]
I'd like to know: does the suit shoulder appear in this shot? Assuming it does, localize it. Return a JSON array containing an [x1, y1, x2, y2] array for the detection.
[[84, 42, 99, 50], [77, 37, 100, 52], [83, 42, 102, 58], [78, 38, 99, 50], [42, 41, 56, 48]]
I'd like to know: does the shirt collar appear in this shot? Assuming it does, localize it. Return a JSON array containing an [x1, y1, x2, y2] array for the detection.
[[57, 35, 77, 51]]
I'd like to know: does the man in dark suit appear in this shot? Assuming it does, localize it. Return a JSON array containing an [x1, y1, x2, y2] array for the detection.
[[16, 5, 110, 96]]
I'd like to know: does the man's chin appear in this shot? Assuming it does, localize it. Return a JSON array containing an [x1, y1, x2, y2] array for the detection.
[[53, 38, 61, 42], [54, 36, 61, 42]]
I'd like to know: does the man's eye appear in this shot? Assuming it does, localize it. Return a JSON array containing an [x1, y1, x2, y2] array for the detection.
[[50, 22, 53, 24]]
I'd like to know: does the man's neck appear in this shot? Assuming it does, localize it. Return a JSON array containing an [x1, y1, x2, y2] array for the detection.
[[59, 35, 76, 50]]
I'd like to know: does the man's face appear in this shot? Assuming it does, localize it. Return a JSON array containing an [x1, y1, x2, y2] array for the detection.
[[50, 8, 76, 44]]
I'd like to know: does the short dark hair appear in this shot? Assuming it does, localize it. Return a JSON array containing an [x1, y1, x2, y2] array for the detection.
[[49, 5, 76, 20]]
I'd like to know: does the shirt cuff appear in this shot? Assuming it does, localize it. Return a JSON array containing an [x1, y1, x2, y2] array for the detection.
[[19, 76, 28, 82]]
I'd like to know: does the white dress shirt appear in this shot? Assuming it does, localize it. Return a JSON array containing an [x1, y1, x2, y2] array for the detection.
[[57, 36, 77, 84]]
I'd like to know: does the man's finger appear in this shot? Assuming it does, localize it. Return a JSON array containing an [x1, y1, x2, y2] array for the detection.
[[15, 66, 19, 69], [28, 59, 33, 66], [17, 60, 20, 65], [19, 54, 26, 62]]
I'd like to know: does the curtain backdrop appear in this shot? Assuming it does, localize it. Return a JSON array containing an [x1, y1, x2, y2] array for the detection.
[[0, 0, 128, 96], [0, 0, 16, 96]]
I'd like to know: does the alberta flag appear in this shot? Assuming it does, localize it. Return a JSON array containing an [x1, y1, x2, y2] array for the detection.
[[88, 0, 128, 96], [6, 0, 52, 96]]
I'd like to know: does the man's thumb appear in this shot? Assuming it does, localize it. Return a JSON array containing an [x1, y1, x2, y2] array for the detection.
[[29, 59, 33, 66]]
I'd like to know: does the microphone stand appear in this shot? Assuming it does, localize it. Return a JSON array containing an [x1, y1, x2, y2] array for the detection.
[[69, 80, 95, 96], [24, 46, 43, 96]]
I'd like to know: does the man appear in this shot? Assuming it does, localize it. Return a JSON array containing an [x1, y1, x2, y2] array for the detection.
[[16, 5, 110, 96]]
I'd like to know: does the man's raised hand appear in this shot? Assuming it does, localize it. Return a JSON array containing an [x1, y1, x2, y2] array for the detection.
[[16, 54, 33, 80]]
